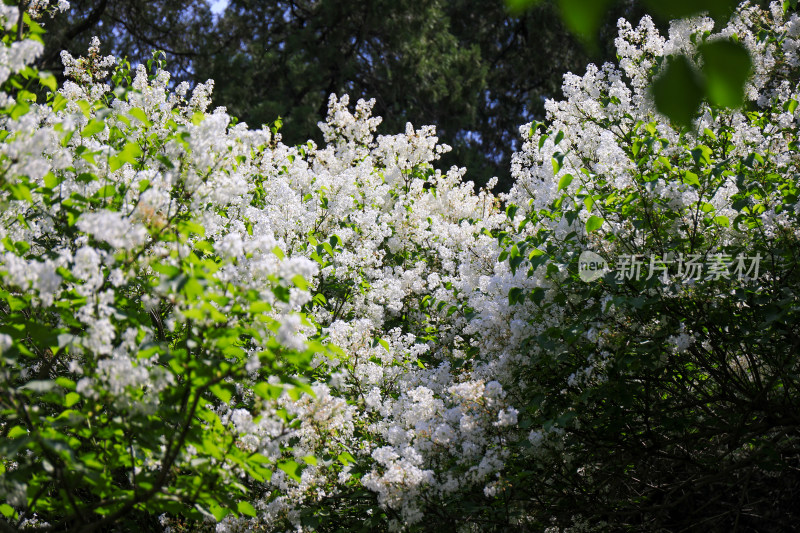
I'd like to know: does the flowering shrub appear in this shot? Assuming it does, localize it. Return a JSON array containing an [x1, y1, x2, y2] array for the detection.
[[1, 7, 328, 530], [2, 1, 800, 532], [499, 3, 800, 530]]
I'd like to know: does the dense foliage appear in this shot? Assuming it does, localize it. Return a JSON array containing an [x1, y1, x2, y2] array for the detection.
[[2, 1, 800, 532]]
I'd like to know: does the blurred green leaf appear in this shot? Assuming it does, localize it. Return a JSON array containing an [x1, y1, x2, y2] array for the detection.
[[38, 73, 57, 92], [237, 501, 257, 517], [643, 0, 739, 21], [81, 119, 105, 138], [209, 384, 233, 404], [52, 93, 68, 113], [253, 382, 283, 400], [129, 107, 151, 126], [291, 274, 308, 290], [9, 101, 30, 120], [557, 0, 615, 42], [505, 0, 543, 15], [7, 426, 27, 439], [700, 39, 752, 108], [65, 392, 81, 408], [653, 55, 704, 128]]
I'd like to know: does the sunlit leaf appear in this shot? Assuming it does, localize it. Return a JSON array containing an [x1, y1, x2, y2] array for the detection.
[[558, 173, 574, 191], [237, 501, 257, 517], [81, 119, 105, 138], [585, 215, 604, 233]]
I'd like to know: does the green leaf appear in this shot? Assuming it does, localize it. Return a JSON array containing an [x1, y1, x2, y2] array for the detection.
[[291, 274, 308, 290], [691, 145, 713, 166], [8, 101, 30, 120], [209, 384, 233, 404], [52, 93, 68, 113], [337, 452, 357, 466], [510, 255, 524, 274], [551, 152, 564, 174], [254, 382, 284, 400], [505, 0, 543, 14], [278, 460, 303, 481], [209, 503, 228, 521], [557, 0, 614, 41], [129, 107, 151, 126], [81, 119, 105, 138], [76, 100, 91, 118], [9, 184, 33, 203], [17, 90, 36, 103], [653, 55, 704, 128], [7, 426, 27, 439], [65, 392, 81, 407], [152, 262, 181, 277], [0, 504, 14, 519], [506, 204, 518, 220], [558, 173, 574, 191], [530, 287, 546, 305], [585, 215, 604, 233], [642, 0, 738, 21], [683, 171, 701, 187], [109, 141, 143, 172], [700, 39, 752, 108], [55, 377, 76, 390], [93, 184, 116, 199], [237, 501, 257, 517], [178, 220, 205, 237], [38, 73, 57, 92], [508, 287, 524, 305], [44, 171, 59, 189]]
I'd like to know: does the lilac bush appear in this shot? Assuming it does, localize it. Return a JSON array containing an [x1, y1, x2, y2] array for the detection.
[[2, 1, 800, 532]]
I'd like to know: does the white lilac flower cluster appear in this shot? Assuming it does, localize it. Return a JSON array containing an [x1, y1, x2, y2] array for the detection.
[[26, 0, 70, 18]]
